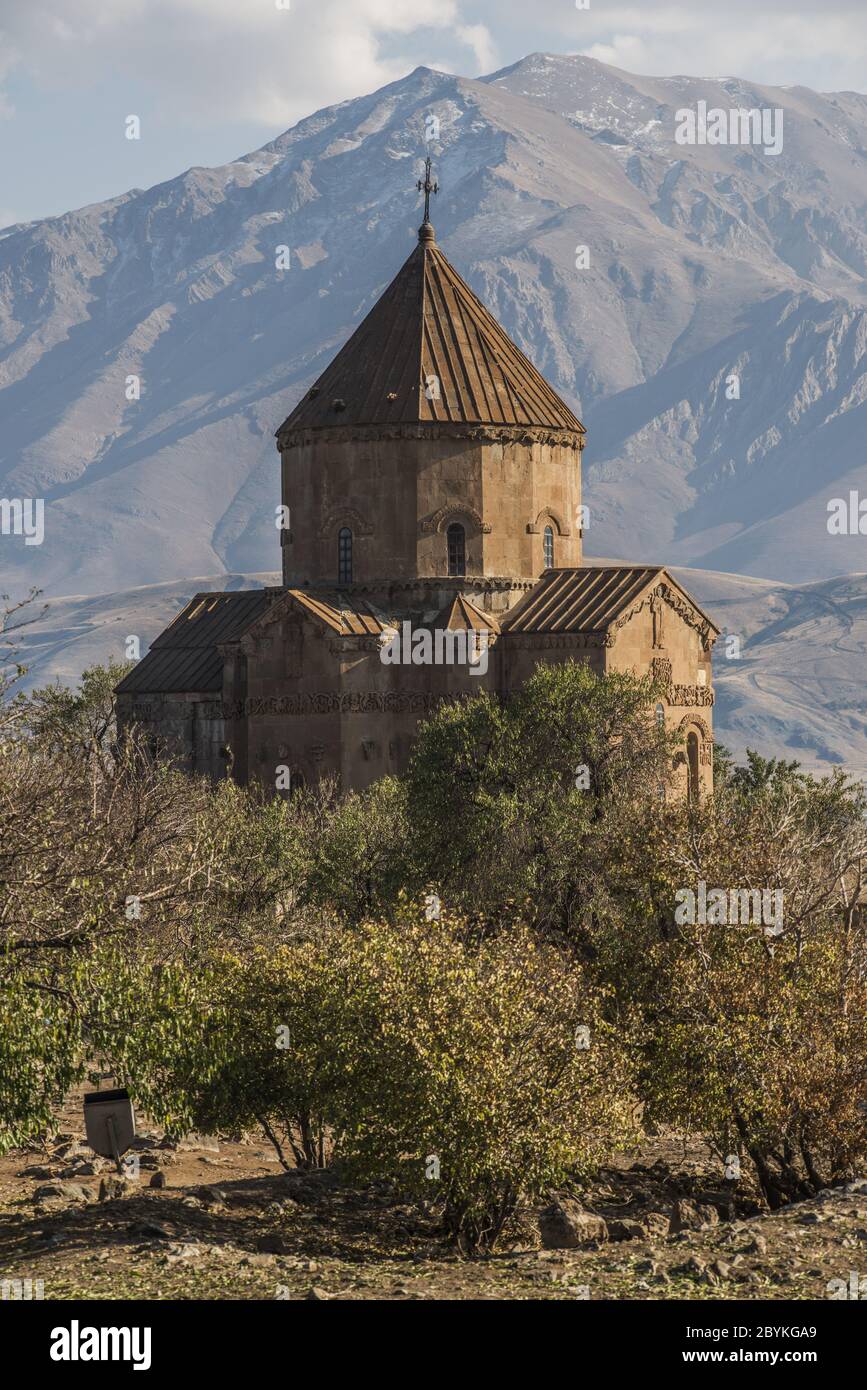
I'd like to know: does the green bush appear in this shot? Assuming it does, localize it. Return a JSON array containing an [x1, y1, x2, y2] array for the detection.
[[619, 761, 867, 1206], [110, 911, 637, 1252]]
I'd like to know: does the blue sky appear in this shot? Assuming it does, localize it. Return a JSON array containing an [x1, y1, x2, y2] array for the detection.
[[2, 0, 866, 227]]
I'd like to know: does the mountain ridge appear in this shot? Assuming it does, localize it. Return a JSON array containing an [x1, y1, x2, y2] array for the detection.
[[2, 54, 867, 603]]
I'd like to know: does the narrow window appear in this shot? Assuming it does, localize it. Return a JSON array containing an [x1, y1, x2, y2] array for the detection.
[[655, 702, 665, 727], [687, 732, 700, 803], [543, 525, 554, 569], [338, 527, 353, 585], [447, 522, 466, 577]]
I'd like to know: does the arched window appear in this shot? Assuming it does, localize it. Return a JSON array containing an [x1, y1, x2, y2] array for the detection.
[[687, 732, 700, 803], [447, 522, 466, 577], [543, 525, 554, 569], [655, 702, 665, 727], [338, 527, 353, 585]]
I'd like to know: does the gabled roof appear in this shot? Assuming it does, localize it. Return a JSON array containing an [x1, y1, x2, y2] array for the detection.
[[115, 590, 274, 694], [277, 227, 585, 436], [426, 592, 500, 635], [283, 589, 390, 636], [500, 566, 719, 636]]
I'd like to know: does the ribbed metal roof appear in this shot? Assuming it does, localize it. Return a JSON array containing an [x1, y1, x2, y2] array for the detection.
[[116, 591, 272, 694], [277, 230, 585, 436], [285, 589, 389, 636], [501, 566, 667, 634], [426, 592, 500, 634]]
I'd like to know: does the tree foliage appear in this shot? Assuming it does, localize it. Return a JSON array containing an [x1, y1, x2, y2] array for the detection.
[[2, 655, 866, 1238]]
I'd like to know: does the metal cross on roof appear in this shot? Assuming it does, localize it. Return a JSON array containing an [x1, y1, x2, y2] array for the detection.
[[417, 157, 438, 225]]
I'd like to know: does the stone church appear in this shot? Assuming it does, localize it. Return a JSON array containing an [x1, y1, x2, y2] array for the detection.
[[116, 172, 718, 799]]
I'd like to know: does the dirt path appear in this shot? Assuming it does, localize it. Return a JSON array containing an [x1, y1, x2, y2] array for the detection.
[[2, 1092, 864, 1301]]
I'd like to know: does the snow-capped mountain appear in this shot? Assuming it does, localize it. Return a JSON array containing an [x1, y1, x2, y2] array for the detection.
[[2, 53, 867, 598], [3, 39, 867, 776]]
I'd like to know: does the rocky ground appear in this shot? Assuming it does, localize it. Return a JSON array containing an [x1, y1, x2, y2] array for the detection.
[[1, 1090, 864, 1301]]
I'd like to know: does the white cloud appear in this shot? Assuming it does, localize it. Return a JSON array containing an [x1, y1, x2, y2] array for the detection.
[[574, 8, 867, 86], [511, 0, 867, 90], [2, 0, 863, 141], [0, 0, 496, 130], [456, 24, 498, 74]]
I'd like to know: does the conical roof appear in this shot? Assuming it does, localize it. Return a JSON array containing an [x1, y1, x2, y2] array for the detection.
[[277, 226, 585, 436]]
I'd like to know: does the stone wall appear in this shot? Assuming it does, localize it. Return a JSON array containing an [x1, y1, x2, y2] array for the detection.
[[280, 427, 583, 587], [604, 583, 715, 800], [116, 692, 230, 782]]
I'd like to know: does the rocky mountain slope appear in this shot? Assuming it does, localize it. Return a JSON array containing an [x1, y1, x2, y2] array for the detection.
[[3, 53, 867, 772], [2, 54, 867, 603]]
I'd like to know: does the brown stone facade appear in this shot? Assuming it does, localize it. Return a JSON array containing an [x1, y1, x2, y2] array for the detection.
[[279, 425, 583, 587], [116, 217, 718, 801], [117, 573, 716, 801]]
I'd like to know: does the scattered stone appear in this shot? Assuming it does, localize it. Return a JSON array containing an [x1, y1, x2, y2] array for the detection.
[[149, 1171, 167, 1189], [743, 1233, 767, 1256], [34, 1181, 93, 1203], [671, 1199, 720, 1232], [35, 1230, 63, 1246], [53, 1141, 88, 1160], [21, 1165, 55, 1179], [257, 1233, 292, 1255], [128, 1221, 172, 1240], [608, 1218, 646, 1242], [175, 1135, 220, 1153], [306, 1286, 330, 1301], [65, 1160, 105, 1177], [98, 1175, 136, 1202], [609, 1210, 671, 1241], [165, 1242, 205, 1263], [539, 1200, 608, 1249], [193, 1186, 226, 1207]]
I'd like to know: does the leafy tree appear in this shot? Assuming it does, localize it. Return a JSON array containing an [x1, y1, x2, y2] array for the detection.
[[22, 659, 133, 764], [0, 589, 45, 733], [625, 764, 867, 1206], [274, 776, 412, 924], [109, 910, 637, 1252], [342, 912, 638, 1251], [400, 662, 677, 939]]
